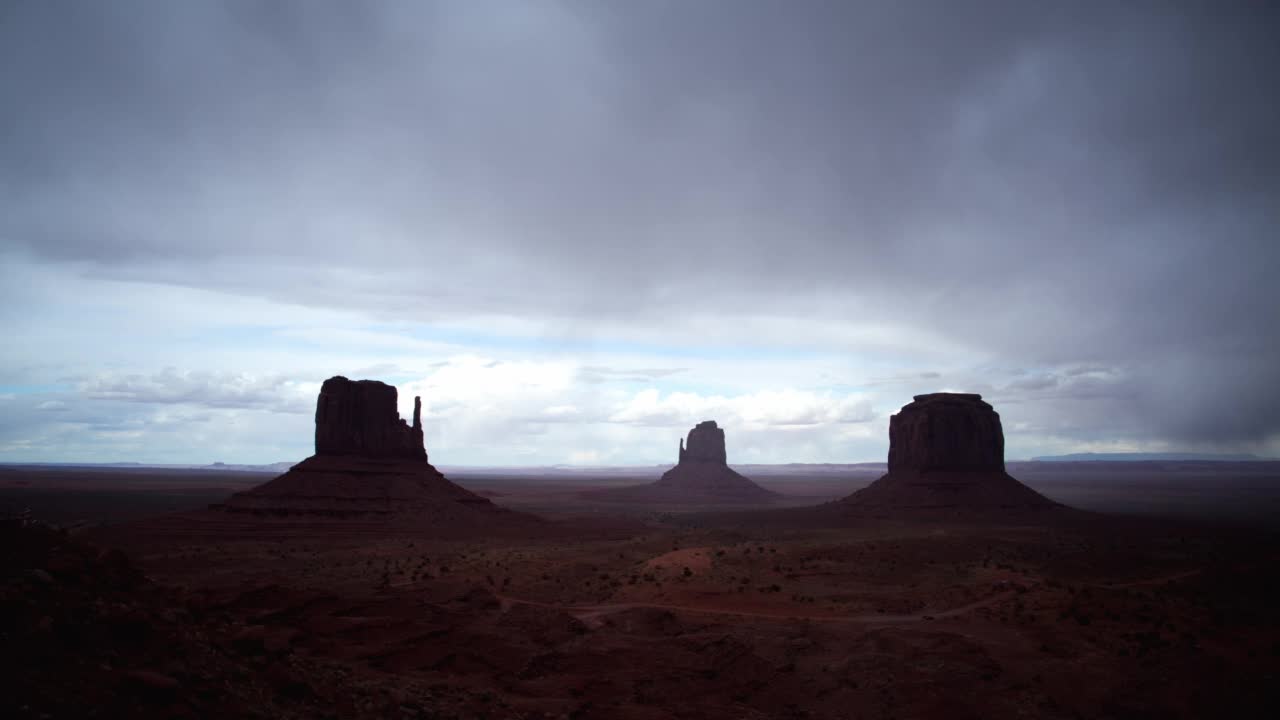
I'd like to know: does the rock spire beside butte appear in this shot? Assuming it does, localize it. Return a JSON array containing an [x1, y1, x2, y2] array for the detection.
[[216, 376, 525, 524], [592, 421, 781, 504], [841, 393, 1057, 511]]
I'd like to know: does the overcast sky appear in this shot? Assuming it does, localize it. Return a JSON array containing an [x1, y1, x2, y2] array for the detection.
[[1, 1, 1277, 466]]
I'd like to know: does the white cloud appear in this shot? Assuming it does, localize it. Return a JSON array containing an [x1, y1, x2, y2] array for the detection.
[[316, 356, 895, 464], [609, 388, 875, 429], [401, 355, 580, 420], [567, 449, 603, 465], [541, 404, 583, 420], [78, 369, 316, 413]]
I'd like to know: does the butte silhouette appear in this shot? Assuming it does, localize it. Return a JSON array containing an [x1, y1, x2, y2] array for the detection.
[[215, 376, 531, 525], [839, 393, 1057, 511], [590, 421, 781, 504]]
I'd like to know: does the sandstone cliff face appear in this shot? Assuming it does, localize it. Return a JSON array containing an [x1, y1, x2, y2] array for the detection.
[[887, 393, 1004, 474], [591, 420, 778, 504], [215, 376, 534, 523], [314, 376, 426, 461], [844, 393, 1057, 511], [679, 421, 728, 465]]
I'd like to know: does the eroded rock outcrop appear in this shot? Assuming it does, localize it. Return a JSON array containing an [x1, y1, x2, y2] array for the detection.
[[314, 376, 426, 460], [679, 420, 728, 465], [214, 376, 531, 524], [887, 393, 1004, 474], [843, 393, 1056, 511], [590, 420, 779, 504]]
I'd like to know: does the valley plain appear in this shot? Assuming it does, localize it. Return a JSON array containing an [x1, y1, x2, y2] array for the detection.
[[4, 460, 1279, 719]]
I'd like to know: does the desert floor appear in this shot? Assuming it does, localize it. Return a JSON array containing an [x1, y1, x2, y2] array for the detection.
[[3, 463, 1279, 719]]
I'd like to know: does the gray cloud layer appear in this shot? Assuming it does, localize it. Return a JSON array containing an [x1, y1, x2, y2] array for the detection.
[[2, 1, 1278, 451], [78, 369, 312, 413]]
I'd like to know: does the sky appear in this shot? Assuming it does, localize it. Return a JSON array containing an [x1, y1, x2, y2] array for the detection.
[[1, 1, 1278, 466]]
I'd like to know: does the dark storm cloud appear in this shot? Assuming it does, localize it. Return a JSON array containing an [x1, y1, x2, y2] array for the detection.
[[1, 1, 1278, 449]]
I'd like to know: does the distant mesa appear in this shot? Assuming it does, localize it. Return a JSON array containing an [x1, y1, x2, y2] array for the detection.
[[214, 376, 530, 524], [840, 393, 1057, 511], [587, 421, 781, 505], [1030, 452, 1267, 463]]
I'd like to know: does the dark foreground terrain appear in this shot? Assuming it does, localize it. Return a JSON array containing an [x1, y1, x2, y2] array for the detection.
[[3, 463, 1279, 719]]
